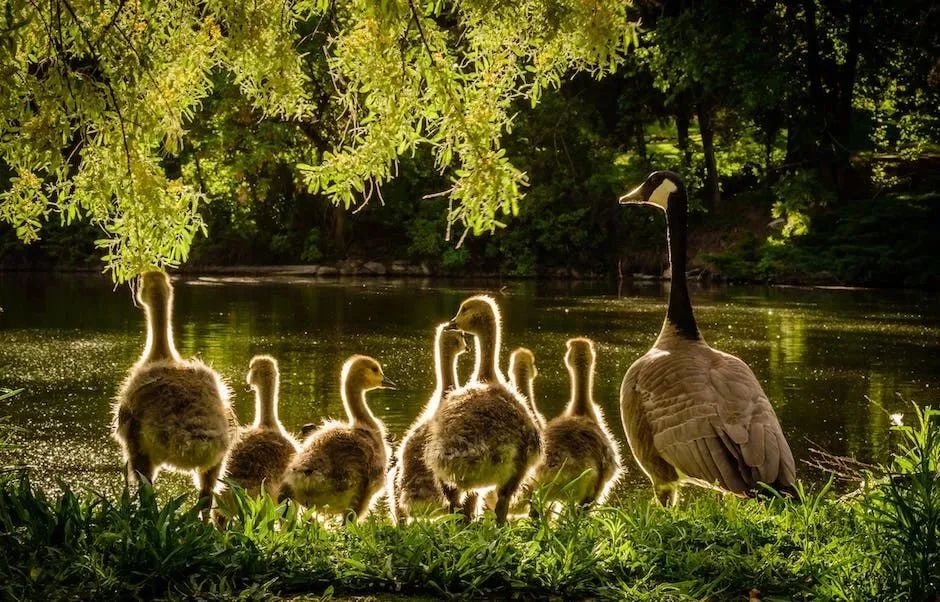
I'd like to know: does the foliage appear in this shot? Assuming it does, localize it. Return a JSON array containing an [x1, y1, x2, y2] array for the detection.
[[861, 405, 940, 601], [0, 470, 900, 600], [0, 0, 634, 282]]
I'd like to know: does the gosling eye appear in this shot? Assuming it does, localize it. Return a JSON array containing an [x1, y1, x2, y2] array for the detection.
[[372, 367, 379, 373]]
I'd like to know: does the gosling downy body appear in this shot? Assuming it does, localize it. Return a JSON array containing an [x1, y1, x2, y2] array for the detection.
[[530, 338, 620, 508], [424, 296, 541, 524], [280, 355, 393, 520], [113, 271, 237, 512], [389, 325, 467, 522], [618, 171, 796, 506], [221, 356, 298, 501]]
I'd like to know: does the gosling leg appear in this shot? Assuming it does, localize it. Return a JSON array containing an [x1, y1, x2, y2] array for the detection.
[[197, 463, 222, 520]]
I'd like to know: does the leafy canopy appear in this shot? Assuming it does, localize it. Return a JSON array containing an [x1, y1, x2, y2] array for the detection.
[[0, 0, 634, 281]]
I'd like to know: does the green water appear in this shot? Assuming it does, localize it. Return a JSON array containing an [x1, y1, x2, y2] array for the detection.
[[1, 273, 938, 496]]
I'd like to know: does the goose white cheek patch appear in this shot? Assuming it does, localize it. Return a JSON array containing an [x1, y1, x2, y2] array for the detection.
[[649, 179, 677, 209]]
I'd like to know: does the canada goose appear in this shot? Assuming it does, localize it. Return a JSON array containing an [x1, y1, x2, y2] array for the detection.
[[389, 325, 468, 522], [618, 171, 796, 505], [279, 355, 394, 521], [509, 348, 545, 429], [529, 338, 620, 508], [424, 295, 542, 525], [113, 271, 237, 515], [220, 356, 298, 502]]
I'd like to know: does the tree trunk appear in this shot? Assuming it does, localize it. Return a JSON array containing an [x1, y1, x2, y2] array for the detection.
[[332, 204, 346, 254], [697, 103, 720, 208], [676, 111, 692, 169], [634, 120, 647, 165]]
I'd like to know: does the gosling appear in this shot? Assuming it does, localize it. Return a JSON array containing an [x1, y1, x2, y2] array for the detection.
[[219, 356, 298, 505], [424, 296, 542, 525], [389, 325, 468, 523], [530, 338, 620, 510], [279, 355, 394, 521], [113, 271, 237, 515], [509, 347, 545, 429]]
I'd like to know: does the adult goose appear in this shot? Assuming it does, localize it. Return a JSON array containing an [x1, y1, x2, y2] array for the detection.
[[113, 271, 237, 516], [618, 171, 796, 505], [424, 296, 542, 524], [390, 325, 468, 522]]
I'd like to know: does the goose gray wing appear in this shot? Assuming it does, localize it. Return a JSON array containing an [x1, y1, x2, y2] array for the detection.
[[635, 346, 795, 492]]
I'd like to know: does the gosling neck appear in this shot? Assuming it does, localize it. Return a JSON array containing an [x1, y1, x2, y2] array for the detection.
[[661, 186, 700, 341], [142, 293, 178, 363], [254, 379, 280, 430], [438, 349, 461, 395], [511, 366, 536, 410], [343, 378, 379, 430], [566, 362, 595, 418], [472, 316, 503, 384]]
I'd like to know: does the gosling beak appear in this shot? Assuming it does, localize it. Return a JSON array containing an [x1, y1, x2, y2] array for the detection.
[[461, 331, 472, 347], [443, 319, 459, 331], [380, 376, 397, 390], [618, 182, 647, 205]]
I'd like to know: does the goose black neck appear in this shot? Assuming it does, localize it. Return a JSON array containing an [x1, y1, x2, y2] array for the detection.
[[143, 294, 177, 363], [664, 187, 699, 340]]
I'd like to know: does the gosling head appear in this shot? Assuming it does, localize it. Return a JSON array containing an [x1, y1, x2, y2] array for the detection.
[[342, 355, 396, 391], [565, 337, 596, 372], [618, 170, 684, 211], [509, 348, 538, 381], [445, 295, 500, 336], [438, 325, 469, 359], [247, 355, 279, 389], [137, 270, 172, 307]]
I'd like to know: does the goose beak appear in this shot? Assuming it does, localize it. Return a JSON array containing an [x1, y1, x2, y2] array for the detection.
[[618, 182, 646, 204], [443, 319, 459, 331], [380, 376, 398, 390]]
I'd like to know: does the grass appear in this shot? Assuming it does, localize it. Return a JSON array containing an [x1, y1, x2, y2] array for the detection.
[[0, 406, 936, 601]]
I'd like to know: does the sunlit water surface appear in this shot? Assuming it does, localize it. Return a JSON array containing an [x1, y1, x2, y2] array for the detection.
[[1, 273, 938, 500]]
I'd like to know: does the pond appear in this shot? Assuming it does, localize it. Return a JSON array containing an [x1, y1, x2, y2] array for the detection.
[[1, 273, 938, 498]]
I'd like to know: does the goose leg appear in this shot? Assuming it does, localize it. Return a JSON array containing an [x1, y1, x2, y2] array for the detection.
[[197, 463, 222, 520], [654, 482, 678, 507]]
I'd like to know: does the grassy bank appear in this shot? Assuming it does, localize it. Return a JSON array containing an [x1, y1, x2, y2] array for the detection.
[[1, 407, 936, 601]]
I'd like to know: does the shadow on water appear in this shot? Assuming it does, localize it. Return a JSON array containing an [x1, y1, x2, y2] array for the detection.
[[1, 272, 938, 495]]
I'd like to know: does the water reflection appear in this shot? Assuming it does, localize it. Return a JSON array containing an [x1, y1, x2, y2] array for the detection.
[[0, 273, 938, 495]]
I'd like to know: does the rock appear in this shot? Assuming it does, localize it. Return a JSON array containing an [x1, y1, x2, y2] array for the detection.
[[316, 266, 339, 276], [390, 261, 411, 274], [419, 262, 432, 276], [363, 261, 387, 275], [337, 259, 362, 275], [662, 267, 672, 280]]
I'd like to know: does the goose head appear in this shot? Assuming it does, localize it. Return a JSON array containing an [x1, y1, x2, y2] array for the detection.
[[137, 270, 172, 307], [509, 348, 538, 381], [445, 295, 499, 336], [342, 355, 396, 391], [565, 337, 595, 372], [247, 355, 279, 389], [618, 170, 684, 211]]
